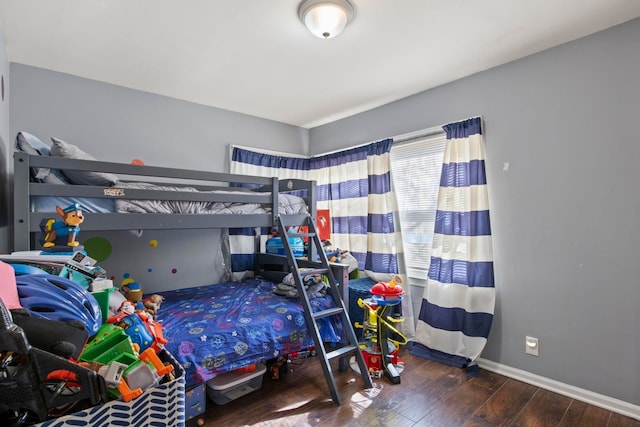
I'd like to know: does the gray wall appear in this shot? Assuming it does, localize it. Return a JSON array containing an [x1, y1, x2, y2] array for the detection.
[[310, 19, 640, 407], [9, 65, 308, 292], [0, 23, 10, 253], [10, 64, 308, 170]]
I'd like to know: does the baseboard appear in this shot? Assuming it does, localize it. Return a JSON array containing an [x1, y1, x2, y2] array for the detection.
[[477, 358, 640, 421]]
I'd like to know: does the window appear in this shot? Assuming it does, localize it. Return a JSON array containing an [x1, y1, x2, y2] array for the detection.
[[390, 132, 446, 284]]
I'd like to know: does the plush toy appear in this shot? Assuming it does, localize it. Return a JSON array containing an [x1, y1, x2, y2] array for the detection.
[[120, 280, 146, 312], [143, 294, 164, 320], [118, 279, 163, 321]]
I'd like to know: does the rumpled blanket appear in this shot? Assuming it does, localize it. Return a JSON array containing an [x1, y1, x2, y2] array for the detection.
[[273, 269, 328, 299], [113, 182, 308, 215]]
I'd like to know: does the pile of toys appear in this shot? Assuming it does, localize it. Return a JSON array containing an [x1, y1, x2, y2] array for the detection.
[[0, 205, 174, 425]]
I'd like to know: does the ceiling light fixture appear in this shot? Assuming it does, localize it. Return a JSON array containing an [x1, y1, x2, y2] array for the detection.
[[298, 0, 355, 39]]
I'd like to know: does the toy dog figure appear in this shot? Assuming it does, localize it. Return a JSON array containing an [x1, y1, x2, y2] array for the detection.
[[39, 203, 85, 251], [143, 294, 164, 320]]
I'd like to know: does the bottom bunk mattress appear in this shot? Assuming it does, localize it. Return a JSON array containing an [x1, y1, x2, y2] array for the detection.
[[156, 277, 344, 388]]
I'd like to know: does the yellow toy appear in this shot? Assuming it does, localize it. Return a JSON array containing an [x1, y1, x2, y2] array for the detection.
[[354, 275, 408, 384]]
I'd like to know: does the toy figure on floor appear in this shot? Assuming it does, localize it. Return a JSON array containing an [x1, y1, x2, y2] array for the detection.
[[39, 203, 85, 252], [353, 275, 408, 384]]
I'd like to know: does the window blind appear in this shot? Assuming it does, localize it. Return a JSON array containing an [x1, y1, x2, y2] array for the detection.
[[390, 133, 446, 280]]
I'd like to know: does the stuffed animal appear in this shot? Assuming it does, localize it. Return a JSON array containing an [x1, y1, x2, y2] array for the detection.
[[120, 280, 146, 312], [119, 279, 163, 321], [143, 294, 164, 320]]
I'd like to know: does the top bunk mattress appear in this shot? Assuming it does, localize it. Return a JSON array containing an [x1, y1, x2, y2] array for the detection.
[[31, 183, 308, 215], [112, 182, 307, 215]]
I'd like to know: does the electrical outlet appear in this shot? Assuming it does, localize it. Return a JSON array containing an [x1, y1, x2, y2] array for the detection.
[[525, 336, 539, 356]]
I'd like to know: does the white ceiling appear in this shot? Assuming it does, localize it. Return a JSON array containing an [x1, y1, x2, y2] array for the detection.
[[0, 1, 639, 128]]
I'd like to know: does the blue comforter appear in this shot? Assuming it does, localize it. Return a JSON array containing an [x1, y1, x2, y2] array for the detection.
[[157, 278, 343, 387]]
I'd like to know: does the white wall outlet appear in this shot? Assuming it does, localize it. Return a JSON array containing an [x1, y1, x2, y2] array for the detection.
[[526, 336, 539, 356]]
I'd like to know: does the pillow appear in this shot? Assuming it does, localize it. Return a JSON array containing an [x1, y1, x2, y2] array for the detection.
[[50, 137, 118, 186], [14, 132, 69, 183], [42, 168, 71, 185], [15, 133, 51, 181], [16, 131, 51, 155]]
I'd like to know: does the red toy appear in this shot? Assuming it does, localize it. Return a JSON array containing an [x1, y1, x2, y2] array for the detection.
[[370, 275, 404, 302]]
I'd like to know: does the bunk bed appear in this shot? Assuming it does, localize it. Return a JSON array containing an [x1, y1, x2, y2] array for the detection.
[[12, 150, 352, 389], [13, 150, 317, 251]]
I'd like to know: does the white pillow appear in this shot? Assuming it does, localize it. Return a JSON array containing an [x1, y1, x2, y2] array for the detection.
[[51, 137, 118, 186]]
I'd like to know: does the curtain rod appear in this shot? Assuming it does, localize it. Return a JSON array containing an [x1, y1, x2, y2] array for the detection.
[[392, 124, 444, 145], [233, 116, 482, 160], [393, 115, 483, 144], [229, 144, 307, 158], [313, 124, 445, 157]]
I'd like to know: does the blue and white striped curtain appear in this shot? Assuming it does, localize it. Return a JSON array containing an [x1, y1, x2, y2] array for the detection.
[[230, 147, 310, 180], [229, 141, 414, 336], [228, 146, 309, 279], [411, 117, 495, 371], [229, 141, 401, 277], [309, 139, 398, 277]]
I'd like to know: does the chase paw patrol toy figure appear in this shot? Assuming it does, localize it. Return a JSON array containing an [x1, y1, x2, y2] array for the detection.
[[39, 203, 85, 252]]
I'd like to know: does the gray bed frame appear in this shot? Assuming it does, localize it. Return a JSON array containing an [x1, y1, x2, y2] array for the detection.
[[12, 151, 317, 254], [12, 151, 355, 299], [12, 152, 355, 374]]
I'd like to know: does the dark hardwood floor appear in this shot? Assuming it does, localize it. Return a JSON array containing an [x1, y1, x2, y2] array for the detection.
[[187, 350, 639, 427]]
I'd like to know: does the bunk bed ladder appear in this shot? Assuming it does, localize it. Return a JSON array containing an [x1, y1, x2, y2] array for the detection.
[[276, 216, 373, 405]]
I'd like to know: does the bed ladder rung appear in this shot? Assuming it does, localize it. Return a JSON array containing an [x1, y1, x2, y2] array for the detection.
[[287, 232, 315, 238], [326, 345, 359, 361], [313, 307, 344, 319], [276, 215, 373, 406], [300, 268, 329, 275]]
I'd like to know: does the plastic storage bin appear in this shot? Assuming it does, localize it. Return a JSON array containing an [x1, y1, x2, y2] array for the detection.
[[206, 363, 266, 405], [33, 350, 185, 427], [266, 237, 304, 257], [186, 384, 206, 421]]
